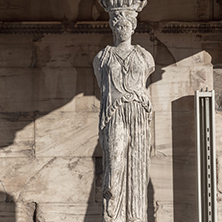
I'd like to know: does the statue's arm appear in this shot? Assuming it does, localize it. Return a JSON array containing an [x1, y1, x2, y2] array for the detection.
[[139, 47, 155, 77], [93, 50, 103, 89], [144, 50, 155, 77]]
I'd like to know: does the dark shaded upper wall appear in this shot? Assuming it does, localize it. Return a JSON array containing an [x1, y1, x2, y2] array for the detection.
[[140, 0, 222, 21], [0, 0, 221, 22]]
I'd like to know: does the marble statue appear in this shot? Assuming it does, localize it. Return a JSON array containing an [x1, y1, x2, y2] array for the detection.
[[93, 0, 155, 221]]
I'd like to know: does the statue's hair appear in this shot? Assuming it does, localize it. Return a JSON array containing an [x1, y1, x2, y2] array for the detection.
[[109, 10, 137, 31], [99, 0, 148, 12]]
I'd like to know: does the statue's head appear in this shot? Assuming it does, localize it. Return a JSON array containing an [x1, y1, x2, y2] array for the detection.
[[98, 0, 148, 44], [109, 10, 137, 42]]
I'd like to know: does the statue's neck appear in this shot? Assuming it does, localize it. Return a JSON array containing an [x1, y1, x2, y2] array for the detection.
[[115, 38, 132, 50]]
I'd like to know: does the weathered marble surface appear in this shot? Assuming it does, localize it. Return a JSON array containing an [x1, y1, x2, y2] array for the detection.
[[93, 1, 155, 221], [214, 69, 222, 111], [35, 111, 99, 157]]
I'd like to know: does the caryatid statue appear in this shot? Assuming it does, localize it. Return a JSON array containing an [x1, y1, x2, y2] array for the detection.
[[93, 0, 155, 221]]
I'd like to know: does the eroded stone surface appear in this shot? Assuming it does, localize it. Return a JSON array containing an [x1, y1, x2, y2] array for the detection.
[[0, 112, 34, 158], [31, 203, 102, 222], [214, 69, 222, 111], [155, 202, 198, 222], [217, 153, 222, 195], [35, 111, 99, 157], [0, 68, 78, 113], [0, 156, 98, 221], [0, 36, 33, 68], [216, 113, 222, 154], [20, 157, 95, 203], [93, 1, 155, 221]]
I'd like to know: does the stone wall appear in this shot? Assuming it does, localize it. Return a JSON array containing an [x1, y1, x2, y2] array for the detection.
[[0, 0, 221, 21], [0, 20, 221, 222], [0, 33, 109, 221]]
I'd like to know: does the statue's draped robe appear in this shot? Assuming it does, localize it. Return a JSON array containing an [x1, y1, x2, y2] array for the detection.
[[95, 45, 154, 222]]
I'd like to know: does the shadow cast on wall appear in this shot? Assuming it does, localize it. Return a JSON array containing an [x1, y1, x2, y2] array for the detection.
[[77, 0, 108, 21], [0, 67, 100, 150], [83, 140, 102, 222], [0, 191, 16, 222], [148, 179, 155, 222], [172, 96, 197, 222]]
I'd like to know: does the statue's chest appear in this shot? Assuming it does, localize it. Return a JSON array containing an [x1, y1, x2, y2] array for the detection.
[[107, 54, 147, 86]]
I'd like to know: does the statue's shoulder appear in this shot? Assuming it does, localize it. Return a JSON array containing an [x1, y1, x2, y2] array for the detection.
[[136, 45, 155, 68], [94, 49, 104, 60], [94, 45, 112, 66], [93, 46, 112, 85], [136, 45, 154, 60]]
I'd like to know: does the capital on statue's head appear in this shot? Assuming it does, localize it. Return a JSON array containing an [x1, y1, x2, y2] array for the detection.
[[99, 0, 148, 12]]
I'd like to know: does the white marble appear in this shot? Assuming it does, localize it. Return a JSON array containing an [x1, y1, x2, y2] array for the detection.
[[93, 1, 155, 221]]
